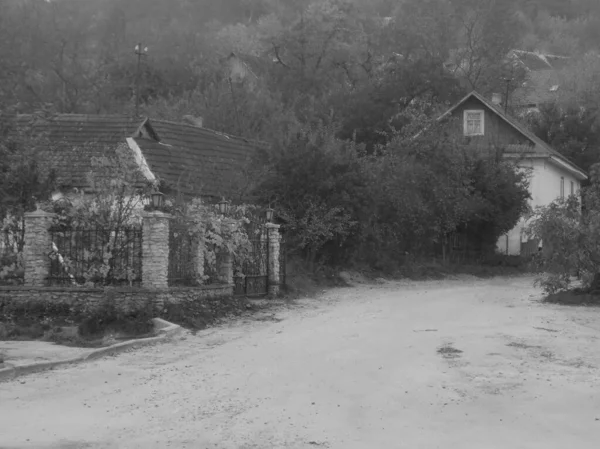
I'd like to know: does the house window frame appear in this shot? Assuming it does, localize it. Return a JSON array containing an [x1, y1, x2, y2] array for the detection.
[[463, 110, 485, 136], [560, 177, 565, 199], [570, 181, 574, 196]]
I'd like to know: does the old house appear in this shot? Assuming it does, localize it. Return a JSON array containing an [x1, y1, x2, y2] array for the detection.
[[11, 113, 265, 203], [439, 91, 587, 256]]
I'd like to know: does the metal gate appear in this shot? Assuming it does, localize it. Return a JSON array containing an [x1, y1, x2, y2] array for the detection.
[[233, 222, 269, 296]]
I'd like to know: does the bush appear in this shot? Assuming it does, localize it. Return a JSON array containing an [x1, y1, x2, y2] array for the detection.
[[254, 123, 530, 272], [525, 164, 600, 294]]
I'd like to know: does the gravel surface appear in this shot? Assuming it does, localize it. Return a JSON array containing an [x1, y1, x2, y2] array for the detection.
[[1, 276, 600, 449]]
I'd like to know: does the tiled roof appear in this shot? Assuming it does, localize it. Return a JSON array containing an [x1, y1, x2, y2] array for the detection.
[[11, 114, 144, 189], [439, 91, 587, 180], [8, 114, 264, 198], [135, 119, 263, 199]]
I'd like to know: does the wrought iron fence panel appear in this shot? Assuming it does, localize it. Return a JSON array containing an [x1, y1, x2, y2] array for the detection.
[[0, 228, 24, 285], [168, 222, 198, 286], [47, 226, 142, 286]]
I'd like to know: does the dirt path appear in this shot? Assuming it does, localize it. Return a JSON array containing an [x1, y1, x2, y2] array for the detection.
[[1, 276, 600, 449]]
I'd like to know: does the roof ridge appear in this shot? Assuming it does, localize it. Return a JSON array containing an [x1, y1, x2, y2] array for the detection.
[[149, 118, 258, 144]]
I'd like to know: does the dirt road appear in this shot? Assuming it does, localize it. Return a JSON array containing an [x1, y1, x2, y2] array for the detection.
[[1, 276, 600, 449]]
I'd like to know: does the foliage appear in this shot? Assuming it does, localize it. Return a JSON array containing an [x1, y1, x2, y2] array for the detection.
[[169, 198, 256, 284], [0, 110, 57, 242], [525, 195, 585, 294], [253, 121, 531, 270], [253, 125, 364, 269], [0, 109, 57, 283], [525, 164, 600, 294], [45, 143, 151, 286], [527, 53, 600, 174], [2, 0, 598, 131], [528, 101, 600, 175]]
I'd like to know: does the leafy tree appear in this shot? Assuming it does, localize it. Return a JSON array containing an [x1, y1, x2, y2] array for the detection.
[[252, 125, 366, 269], [526, 164, 600, 294], [0, 109, 57, 283], [0, 111, 57, 249], [527, 53, 600, 173]]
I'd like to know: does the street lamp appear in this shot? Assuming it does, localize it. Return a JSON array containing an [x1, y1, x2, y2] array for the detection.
[[151, 191, 164, 210], [217, 199, 230, 215], [265, 207, 275, 223]]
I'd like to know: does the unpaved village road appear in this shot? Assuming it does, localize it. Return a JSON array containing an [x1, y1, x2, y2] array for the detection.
[[2, 276, 600, 449]]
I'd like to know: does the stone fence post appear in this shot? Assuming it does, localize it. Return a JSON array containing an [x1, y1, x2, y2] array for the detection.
[[266, 223, 281, 297], [23, 210, 55, 287], [141, 211, 171, 289], [217, 219, 236, 285]]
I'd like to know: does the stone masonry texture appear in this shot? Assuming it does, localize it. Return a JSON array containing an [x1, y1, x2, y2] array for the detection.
[[142, 211, 171, 289], [23, 211, 56, 287], [0, 285, 236, 318]]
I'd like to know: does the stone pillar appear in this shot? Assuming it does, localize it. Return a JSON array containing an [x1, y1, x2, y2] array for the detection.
[[217, 219, 236, 285], [23, 210, 55, 287], [141, 211, 171, 289], [266, 223, 281, 297]]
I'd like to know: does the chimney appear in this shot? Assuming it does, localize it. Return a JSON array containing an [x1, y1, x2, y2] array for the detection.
[[182, 115, 203, 128], [491, 93, 502, 106]]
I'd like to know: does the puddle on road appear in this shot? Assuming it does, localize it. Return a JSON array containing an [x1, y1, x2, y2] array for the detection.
[[437, 344, 463, 359]]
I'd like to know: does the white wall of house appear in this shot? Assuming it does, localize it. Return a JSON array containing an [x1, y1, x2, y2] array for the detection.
[[496, 158, 582, 256]]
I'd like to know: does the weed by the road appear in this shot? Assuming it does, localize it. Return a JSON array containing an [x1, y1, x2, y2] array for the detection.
[[543, 289, 600, 307]]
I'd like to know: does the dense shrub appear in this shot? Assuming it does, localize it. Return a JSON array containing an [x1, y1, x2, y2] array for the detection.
[[254, 123, 530, 271], [526, 164, 600, 294]]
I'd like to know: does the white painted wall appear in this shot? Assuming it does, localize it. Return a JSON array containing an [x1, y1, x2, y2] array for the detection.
[[496, 158, 582, 255]]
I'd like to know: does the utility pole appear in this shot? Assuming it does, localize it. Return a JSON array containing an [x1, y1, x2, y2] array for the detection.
[[134, 43, 148, 117]]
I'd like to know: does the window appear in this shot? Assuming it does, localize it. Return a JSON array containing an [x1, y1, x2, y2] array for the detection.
[[463, 110, 484, 136], [570, 181, 574, 196], [560, 177, 565, 199]]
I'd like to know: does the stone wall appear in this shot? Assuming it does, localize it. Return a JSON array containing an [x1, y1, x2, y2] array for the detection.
[[0, 284, 235, 317]]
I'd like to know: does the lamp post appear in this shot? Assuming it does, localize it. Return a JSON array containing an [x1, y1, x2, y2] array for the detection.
[[217, 199, 230, 216], [134, 43, 149, 117], [150, 191, 164, 210], [265, 207, 275, 223]]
